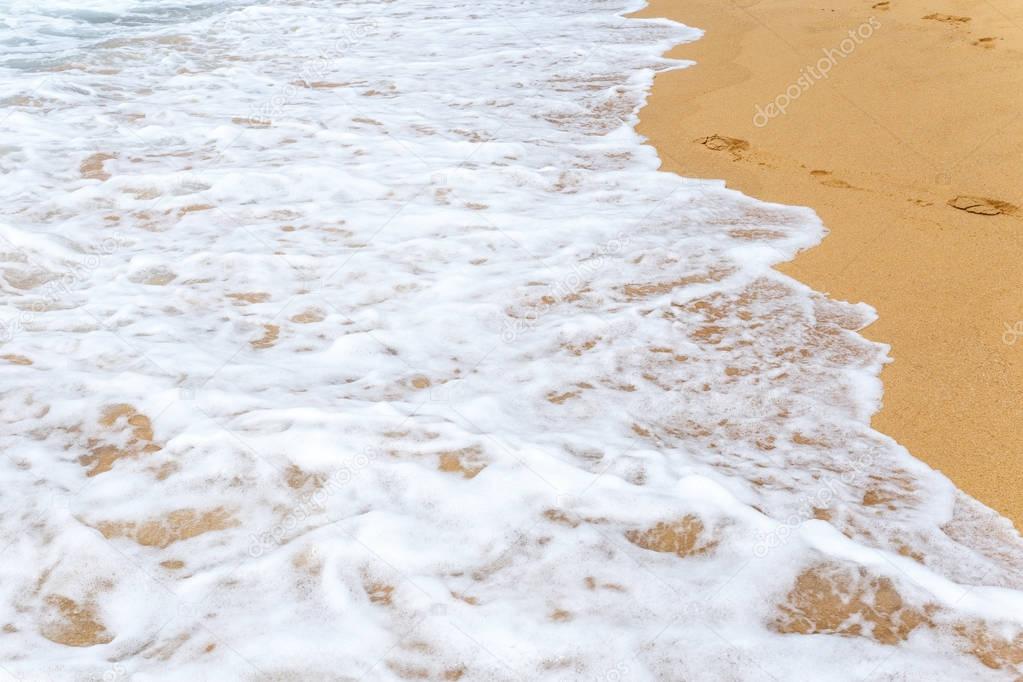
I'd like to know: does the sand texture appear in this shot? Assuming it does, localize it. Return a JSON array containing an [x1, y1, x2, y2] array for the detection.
[[635, 0, 1023, 528]]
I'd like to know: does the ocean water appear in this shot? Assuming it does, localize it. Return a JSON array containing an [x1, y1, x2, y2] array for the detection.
[[1, 0, 1022, 679]]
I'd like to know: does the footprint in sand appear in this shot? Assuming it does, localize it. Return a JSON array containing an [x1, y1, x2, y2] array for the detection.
[[947, 195, 1018, 216], [810, 169, 855, 189], [695, 134, 750, 160], [922, 13, 971, 25], [972, 36, 999, 49], [872, 1, 890, 10]]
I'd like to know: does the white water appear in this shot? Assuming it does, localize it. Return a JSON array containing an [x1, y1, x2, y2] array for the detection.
[[1, 0, 1022, 679]]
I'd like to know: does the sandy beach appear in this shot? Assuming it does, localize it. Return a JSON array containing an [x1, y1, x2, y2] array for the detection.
[[7, 0, 1023, 675], [635, 0, 1023, 529]]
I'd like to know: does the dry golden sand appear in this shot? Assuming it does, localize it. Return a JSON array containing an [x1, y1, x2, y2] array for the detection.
[[634, 0, 1023, 529]]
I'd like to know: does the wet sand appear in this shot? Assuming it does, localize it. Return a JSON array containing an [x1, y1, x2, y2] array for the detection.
[[634, 0, 1023, 529]]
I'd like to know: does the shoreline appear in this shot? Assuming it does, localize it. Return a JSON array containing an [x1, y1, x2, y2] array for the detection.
[[634, 0, 1023, 529]]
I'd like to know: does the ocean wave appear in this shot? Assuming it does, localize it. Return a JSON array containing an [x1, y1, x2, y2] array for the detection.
[[0, 0, 1021, 679]]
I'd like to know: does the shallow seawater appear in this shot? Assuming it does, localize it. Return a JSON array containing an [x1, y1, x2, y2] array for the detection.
[[0, 0, 1022, 679]]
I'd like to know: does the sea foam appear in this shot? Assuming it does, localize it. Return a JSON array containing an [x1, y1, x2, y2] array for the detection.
[[0, 0, 1022, 679]]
